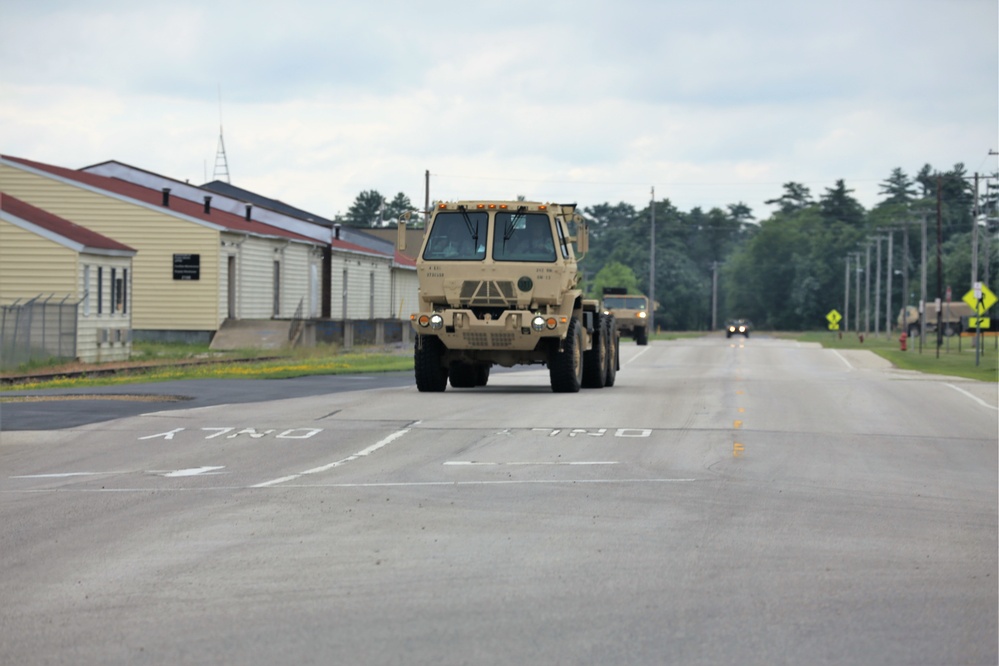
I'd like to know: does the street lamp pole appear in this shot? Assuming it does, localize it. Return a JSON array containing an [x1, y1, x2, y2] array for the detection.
[[844, 255, 851, 333]]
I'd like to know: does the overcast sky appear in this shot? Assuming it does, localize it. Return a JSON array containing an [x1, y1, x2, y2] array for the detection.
[[1, 0, 996, 221]]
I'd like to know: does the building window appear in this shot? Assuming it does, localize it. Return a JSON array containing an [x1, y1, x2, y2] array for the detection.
[[113, 268, 127, 314], [110, 268, 117, 313], [83, 265, 91, 316], [97, 267, 103, 314], [273, 260, 281, 317]]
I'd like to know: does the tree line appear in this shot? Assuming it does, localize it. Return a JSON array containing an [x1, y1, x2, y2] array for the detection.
[[339, 163, 997, 331]]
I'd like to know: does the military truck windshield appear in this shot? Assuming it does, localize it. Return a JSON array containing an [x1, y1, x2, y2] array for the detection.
[[493, 212, 556, 262], [604, 297, 647, 310], [423, 212, 487, 260]]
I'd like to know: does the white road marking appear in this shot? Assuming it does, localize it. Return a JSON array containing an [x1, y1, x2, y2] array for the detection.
[[252, 428, 412, 488], [945, 383, 999, 411], [161, 466, 226, 477], [831, 350, 854, 370], [277, 478, 697, 488], [4, 478, 699, 493], [443, 461, 619, 466], [626, 346, 652, 365], [10, 472, 126, 479]]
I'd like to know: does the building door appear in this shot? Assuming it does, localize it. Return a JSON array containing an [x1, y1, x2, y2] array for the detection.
[[227, 255, 236, 319], [273, 260, 281, 317]]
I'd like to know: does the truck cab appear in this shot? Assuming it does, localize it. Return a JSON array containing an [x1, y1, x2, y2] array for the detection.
[[399, 200, 617, 392]]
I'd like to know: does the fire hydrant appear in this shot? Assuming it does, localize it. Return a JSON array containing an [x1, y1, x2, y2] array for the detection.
[[899, 331, 907, 351]]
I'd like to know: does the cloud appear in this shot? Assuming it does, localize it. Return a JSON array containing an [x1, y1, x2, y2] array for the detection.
[[1, 0, 995, 219]]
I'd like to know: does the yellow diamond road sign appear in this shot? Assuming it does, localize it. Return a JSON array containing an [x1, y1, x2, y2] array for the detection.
[[826, 309, 842, 324], [963, 284, 997, 315]]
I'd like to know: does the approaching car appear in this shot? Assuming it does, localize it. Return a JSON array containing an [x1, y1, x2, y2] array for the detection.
[[726, 319, 750, 338]]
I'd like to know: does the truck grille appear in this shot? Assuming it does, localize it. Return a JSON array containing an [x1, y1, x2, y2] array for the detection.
[[463, 332, 516, 348], [460, 280, 516, 307]]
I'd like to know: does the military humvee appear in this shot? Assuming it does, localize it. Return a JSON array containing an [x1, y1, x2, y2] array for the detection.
[[601, 287, 650, 345], [397, 200, 618, 392]]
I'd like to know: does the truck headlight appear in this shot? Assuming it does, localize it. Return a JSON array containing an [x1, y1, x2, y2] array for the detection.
[[417, 314, 430, 327], [429, 314, 444, 330], [531, 315, 546, 332], [638, 312, 647, 319]]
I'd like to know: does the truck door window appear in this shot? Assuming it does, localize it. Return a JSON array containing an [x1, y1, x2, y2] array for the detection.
[[493, 213, 556, 262], [423, 212, 487, 260], [555, 220, 569, 258]]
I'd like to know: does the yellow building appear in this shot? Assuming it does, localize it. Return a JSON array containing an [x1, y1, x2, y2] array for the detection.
[[1, 193, 137, 364], [1, 155, 324, 343]]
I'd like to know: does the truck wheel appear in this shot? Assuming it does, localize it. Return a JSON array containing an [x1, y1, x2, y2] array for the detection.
[[448, 362, 478, 388], [604, 316, 618, 387], [549, 318, 583, 393], [415, 335, 448, 392], [582, 315, 607, 389], [475, 364, 490, 387], [907, 324, 920, 339], [635, 326, 648, 346]]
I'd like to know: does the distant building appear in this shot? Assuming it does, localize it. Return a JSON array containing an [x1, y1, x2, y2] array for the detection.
[[82, 160, 419, 326], [1, 155, 323, 343], [1, 193, 137, 364]]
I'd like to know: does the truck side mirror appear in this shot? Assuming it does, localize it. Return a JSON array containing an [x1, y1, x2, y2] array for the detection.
[[573, 214, 588, 255], [396, 212, 410, 251]]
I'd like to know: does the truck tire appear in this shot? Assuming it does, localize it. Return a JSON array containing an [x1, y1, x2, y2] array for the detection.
[[582, 314, 607, 389], [604, 316, 618, 387], [549, 317, 583, 393], [448, 361, 478, 388], [908, 324, 920, 339], [635, 326, 648, 346], [475, 364, 490, 387], [415, 335, 448, 392]]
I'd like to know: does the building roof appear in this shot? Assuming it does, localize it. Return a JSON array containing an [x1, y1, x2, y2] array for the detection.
[[80, 159, 398, 259], [2, 155, 321, 246], [201, 180, 337, 228], [1, 192, 136, 256]]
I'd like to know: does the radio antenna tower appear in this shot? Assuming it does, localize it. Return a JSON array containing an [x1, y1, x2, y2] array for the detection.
[[213, 85, 231, 183]]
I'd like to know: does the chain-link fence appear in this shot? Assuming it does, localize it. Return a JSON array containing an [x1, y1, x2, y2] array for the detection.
[[0, 295, 80, 370]]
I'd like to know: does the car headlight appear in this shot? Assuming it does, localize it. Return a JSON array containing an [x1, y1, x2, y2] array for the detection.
[[429, 314, 444, 330], [531, 315, 546, 332], [739, 326, 746, 332]]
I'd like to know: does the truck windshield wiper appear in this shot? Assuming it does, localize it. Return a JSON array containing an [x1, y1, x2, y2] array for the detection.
[[503, 209, 527, 246], [457, 207, 478, 246]]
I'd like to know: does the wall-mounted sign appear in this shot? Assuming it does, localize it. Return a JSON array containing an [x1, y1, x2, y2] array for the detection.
[[173, 254, 200, 280]]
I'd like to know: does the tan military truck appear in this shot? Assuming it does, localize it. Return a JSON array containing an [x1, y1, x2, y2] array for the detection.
[[897, 303, 976, 337], [397, 200, 618, 392], [601, 288, 650, 345]]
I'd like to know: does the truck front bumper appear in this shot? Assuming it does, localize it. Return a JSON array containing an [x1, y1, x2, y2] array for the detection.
[[410, 309, 568, 350]]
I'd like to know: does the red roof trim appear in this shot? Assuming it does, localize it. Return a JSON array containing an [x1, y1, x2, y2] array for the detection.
[[1, 193, 136, 252], [2, 155, 320, 245]]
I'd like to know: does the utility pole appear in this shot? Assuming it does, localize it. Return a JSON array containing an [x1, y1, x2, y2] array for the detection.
[[885, 230, 894, 335], [936, 176, 943, 357], [920, 212, 927, 353], [844, 255, 851, 333], [854, 252, 862, 336], [864, 242, 871, 336], [711, 261, 718, 331], [874, 236, 882, 337], [902, 217, 910, 331], [972, 172, 980, 287], [649, 186, 655, 331], [424, 169, 430, 225]]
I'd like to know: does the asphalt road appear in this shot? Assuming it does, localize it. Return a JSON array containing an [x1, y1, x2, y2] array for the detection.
[[1, 336, 996, 665]]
